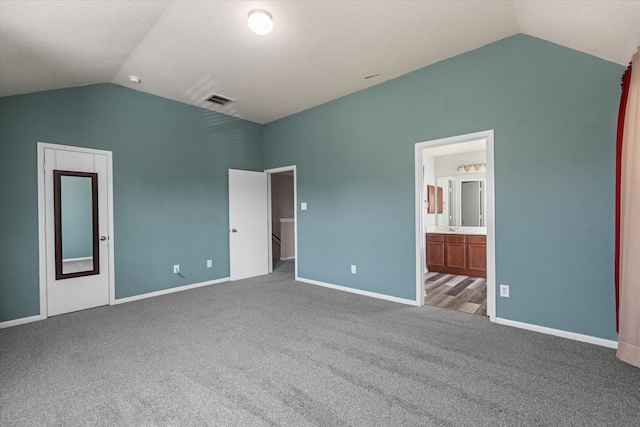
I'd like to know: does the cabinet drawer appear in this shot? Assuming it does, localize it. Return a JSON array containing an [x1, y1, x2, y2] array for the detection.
[[426, 233, 444, 242], [445, 234, 466, 244], [468, 235, 486, 244]]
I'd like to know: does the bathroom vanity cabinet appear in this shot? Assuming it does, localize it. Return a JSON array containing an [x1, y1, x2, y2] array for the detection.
[[426, 233, 486, 278]]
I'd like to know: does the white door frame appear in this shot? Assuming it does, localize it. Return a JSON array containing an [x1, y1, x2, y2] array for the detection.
[[414, 130, 496, 321], [37, 142, 116, 319], [265, 165, 298, 279]]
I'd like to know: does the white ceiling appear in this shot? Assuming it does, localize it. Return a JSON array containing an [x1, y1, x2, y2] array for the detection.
[[1, 1, 639, 124], [425, 139, 487, 157]]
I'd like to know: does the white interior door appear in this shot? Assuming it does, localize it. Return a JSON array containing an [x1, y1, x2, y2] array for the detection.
[[43, 146, 111, 316], [229, 169, 269, 280]]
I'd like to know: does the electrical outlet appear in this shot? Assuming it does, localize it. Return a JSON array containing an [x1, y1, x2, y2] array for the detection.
[[500, 284, 509, 298], [207, 260, 212, 268], [173, 264, 180, 274], [351, 265, 357, 274]]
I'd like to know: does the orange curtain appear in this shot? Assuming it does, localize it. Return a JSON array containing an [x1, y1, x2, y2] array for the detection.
[[617, 47, 640, 368]]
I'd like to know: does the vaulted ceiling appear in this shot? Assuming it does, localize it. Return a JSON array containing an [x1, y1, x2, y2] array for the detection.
[[1, 1, 639, 124]]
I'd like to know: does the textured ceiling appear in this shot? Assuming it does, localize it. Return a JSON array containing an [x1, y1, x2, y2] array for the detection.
[[1, 1, 639, 124]]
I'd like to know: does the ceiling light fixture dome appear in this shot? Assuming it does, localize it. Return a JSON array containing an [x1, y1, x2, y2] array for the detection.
[[128, 75, 142, 84], [248, 9, 273, 35]]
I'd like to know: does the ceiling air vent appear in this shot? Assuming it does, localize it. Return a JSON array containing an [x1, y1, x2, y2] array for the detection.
[[205, 93, 236, 106]]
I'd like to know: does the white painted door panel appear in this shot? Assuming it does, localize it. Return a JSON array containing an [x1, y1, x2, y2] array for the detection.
[[44, 148, 110, 316], [229, 169, 268, 280]]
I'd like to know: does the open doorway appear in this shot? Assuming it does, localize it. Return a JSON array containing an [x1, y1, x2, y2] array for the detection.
[[266, 166, 297, 279], [424, 145, 487, 316], [415, 131, 496, 322]]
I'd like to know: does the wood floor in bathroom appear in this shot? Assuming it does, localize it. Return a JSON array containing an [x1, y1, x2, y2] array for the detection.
[[425, 272, 487, 316]]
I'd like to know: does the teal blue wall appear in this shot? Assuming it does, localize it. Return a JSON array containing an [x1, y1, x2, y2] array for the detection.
[[263, 35, 623, 340], [0, 35, 623, 342], [0, 84, 263, 321], [60, 175, 94, 260]]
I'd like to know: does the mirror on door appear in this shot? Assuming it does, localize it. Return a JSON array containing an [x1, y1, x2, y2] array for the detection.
[[54, 170, 100, 279]]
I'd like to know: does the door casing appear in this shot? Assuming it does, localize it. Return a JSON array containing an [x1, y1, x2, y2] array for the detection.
[[415, 130, 496, 321], [37, 142, 115, 319]]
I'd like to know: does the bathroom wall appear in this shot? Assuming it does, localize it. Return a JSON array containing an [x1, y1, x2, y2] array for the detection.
[[434, 150, 486, 177]]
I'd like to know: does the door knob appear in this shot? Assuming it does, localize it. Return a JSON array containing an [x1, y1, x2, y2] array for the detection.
[[100, 236, 107, 241], [231, 229, 238, 233]]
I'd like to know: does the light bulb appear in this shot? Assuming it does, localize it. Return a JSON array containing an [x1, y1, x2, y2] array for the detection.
[[248, 9, 273, 35]]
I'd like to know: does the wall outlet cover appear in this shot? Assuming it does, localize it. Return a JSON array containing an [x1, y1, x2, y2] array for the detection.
[[207, 260, 212, 268], [351, 265, 357, 274], [500, 284, 509, 297]]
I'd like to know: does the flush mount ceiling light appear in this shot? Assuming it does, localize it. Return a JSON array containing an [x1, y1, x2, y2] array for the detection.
[[248, 9, 273, 35], [128, 75, 142, 84]]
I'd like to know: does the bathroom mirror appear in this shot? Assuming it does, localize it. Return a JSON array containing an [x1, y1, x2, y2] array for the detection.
[[54, 170, 99, 279], [436, 176, 485, 227]]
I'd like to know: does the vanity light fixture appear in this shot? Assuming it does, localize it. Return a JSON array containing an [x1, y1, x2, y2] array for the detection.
[[457, 162, 486, 173], [248, 9, 273, 35]]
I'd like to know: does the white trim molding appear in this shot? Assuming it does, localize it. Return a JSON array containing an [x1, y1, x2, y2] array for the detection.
[[415, 130, 496, 320], [495, 317, 618, 349], [114, 277, 230, 305], [297, 277, 419, 306], [0, 315, 42, 329], [0, 278, 230, 329]]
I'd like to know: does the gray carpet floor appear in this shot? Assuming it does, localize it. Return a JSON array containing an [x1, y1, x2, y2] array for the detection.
[[1, 261, 639, 426]]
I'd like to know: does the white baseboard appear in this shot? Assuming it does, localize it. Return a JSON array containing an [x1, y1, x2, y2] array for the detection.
[[495, 317, 618, 349], [0, 278, 230, 329], [114, 277, 230, 305], [0, 315, 42, 329], [296, 277, 419, 306]]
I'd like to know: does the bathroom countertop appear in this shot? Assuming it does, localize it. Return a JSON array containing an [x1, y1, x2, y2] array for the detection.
[[425, 227, 487, 235]]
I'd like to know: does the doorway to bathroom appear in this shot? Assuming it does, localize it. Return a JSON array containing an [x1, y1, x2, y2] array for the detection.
[[414, 130, 496, 321]]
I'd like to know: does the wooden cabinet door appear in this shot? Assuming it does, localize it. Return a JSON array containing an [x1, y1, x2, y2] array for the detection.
[[426, 234, 444, 270], [445, 235, 466, 269], [467, 235, 486, 273], [437, 186, 443, 213], [427, 185, 435, 214]]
